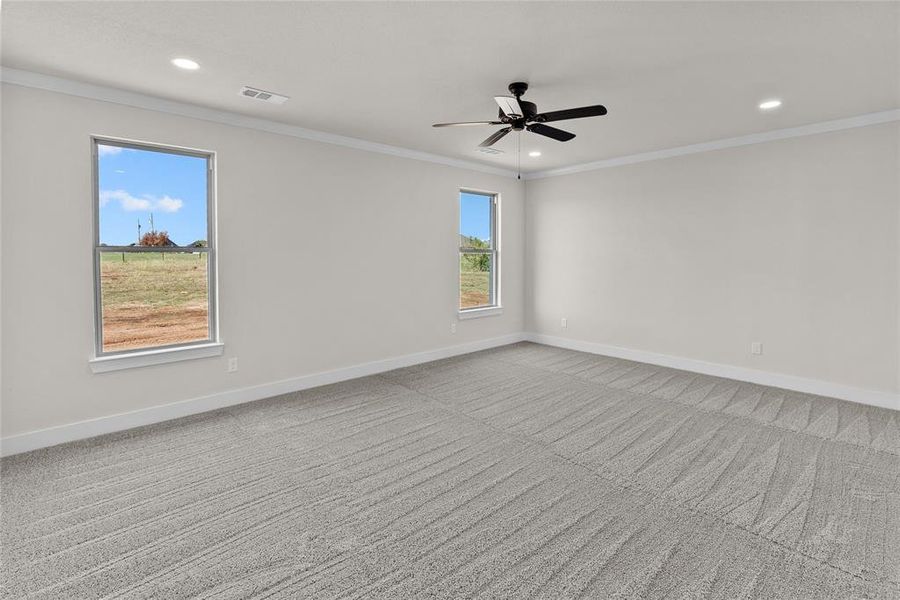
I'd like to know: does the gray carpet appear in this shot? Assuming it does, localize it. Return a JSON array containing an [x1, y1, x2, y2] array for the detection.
[[2, 342, 898, 599]]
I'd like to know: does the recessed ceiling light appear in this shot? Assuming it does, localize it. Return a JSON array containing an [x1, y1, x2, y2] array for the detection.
[[171, 58, 200, 70], [759, 99, 782, 110], [528, 151, 542, 157]]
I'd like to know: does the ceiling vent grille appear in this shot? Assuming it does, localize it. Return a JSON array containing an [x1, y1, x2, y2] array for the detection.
[[239, 86, 289, 105], [475, 147, 504, 155]]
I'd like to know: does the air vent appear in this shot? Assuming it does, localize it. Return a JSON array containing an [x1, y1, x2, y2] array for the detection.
[[475, 147, 504, 155], [239, 86, 289, 105]]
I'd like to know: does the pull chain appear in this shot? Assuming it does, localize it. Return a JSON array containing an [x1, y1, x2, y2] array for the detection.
[[517, 131, 521, 180]]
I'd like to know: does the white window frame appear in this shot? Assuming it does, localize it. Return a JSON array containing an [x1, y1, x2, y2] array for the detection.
[[458, 189, 502, 319], [89, 136, 222, 372]]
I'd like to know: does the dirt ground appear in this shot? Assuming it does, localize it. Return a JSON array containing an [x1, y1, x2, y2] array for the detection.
[[460, 271, 490, 309], [102, 302, 209, 351]]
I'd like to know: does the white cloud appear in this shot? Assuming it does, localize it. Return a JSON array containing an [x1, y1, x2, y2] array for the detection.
[[99, 189, 149, 210], [155, 195, 184, 213], [97, 145, 123, 157], [99, 189, 184, 213], [123, 196, 152, 211]]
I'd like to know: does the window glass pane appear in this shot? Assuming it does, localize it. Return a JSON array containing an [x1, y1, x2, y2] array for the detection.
[[459, 192, 492, 249], [460, 253, 492, 309], [100, 251, 209, 352], [98, 144, 208, 248]]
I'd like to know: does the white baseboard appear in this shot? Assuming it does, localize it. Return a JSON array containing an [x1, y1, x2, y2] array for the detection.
[[5, 331, 895, 456], [0, 333, 526, 457], [525, 333, 899, 412]]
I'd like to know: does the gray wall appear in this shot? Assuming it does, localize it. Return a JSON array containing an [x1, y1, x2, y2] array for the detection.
[[526, 123, 900, 394], [0, 84, 525, 438], [2, 82, 898, 442]]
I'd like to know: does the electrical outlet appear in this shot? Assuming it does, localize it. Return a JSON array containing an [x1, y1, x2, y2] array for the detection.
[[561, 317, 567, 329], [750, 342, 762, 355], [450, 323, 457, 334], [227, 357, 239, 372]]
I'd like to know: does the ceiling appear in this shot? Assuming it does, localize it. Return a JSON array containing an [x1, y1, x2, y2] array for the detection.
[[2, 2, 898, 173]]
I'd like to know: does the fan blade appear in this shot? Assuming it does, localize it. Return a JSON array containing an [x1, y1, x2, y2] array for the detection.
[[533, 105, 607, 123], [494, 96, 523, 118], [527, 123, 575, 142], [433, 121, 504, 127], [478, 127, 512, 147]]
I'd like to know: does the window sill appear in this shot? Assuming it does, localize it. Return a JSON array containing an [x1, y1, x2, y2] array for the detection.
[[90, 342, 224, 373], [458, 306, 504, 320]]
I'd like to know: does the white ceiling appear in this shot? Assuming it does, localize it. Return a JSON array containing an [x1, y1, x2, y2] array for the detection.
[[2, 1, 898, 173]]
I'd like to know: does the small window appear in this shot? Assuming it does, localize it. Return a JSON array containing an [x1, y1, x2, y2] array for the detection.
[[459, 190, 499, 311], [93, 138, 217, 356]]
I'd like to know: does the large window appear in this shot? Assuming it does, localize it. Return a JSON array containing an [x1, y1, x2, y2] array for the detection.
[[459, 190, 499, 311], [92, 138, 217, 356]]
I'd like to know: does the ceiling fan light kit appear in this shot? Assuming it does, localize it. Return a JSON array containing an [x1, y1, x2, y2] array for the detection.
[[433, 81, 608, 149]]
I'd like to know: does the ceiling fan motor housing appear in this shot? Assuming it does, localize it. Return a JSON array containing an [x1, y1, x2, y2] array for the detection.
[[499, 101, 538, 128]]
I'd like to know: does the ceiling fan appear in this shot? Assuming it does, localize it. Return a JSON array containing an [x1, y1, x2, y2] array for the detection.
[[433, 82, 607, 147]]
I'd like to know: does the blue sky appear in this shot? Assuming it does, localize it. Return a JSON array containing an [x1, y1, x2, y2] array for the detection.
[[460, 192, 492, 242], [98, 145, 207, 246]]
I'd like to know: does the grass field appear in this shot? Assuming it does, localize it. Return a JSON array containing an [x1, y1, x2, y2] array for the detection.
[[460, 255, 491, 309], [99, 252, 209, 352], [100, 251, 490, 351]]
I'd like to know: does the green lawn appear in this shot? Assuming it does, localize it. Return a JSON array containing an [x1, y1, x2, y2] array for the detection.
[[100, 251, 208, 308]]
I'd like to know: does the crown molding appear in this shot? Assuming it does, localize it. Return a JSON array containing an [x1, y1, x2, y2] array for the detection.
[[525, 109, 900, 180], [3, 67, 897, 181], [0, 67, 520, 179]]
